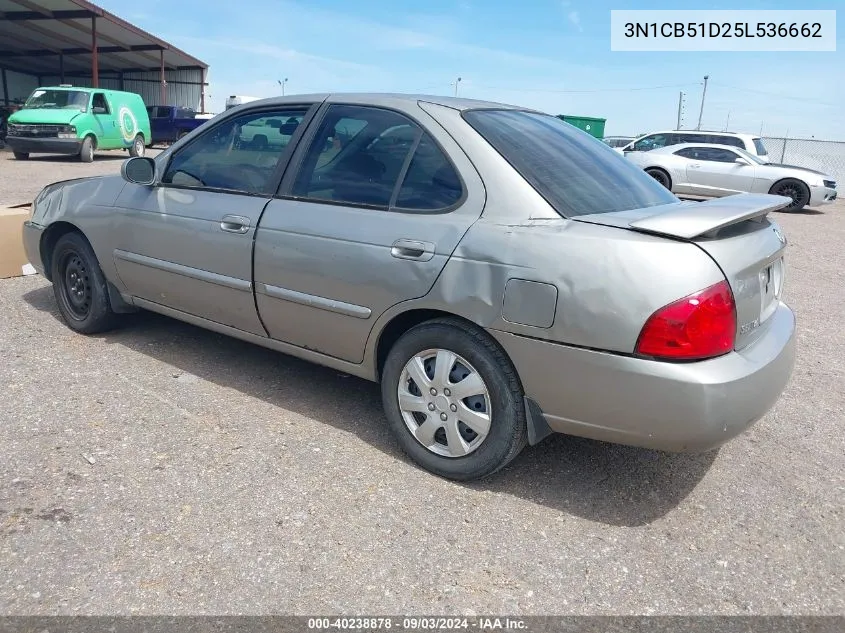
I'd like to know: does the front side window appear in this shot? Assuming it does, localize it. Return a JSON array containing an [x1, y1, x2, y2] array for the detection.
[[697, 148, 739, 163], [292, 105, 421, 208], [632, 134, 667, 152], [92, 93, 110, 114], [162, 107, 309, 194], [464, 109, 677, 217]]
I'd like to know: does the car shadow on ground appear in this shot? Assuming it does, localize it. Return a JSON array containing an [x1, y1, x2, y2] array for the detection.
[[776, 207, 824, 216], [23, 285, 718, 527]]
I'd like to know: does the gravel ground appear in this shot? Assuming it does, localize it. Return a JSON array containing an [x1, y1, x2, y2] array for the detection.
[[0, 150, 843, 615]]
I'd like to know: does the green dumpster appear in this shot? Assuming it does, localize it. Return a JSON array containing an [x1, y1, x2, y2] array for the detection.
[[557, 115, 606, 139]]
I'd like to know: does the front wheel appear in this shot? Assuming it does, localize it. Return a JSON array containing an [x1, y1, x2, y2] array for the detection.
[[769, 178, 810, 212], [381, 319, 527, 481], [13, 151, 29, 160], [50, 232, 119, 334], [129, 134, 145, 157], [79, 136, 94, 163]]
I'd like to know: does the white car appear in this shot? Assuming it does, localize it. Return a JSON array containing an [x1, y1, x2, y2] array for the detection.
[[626, 143, 837, 211], [622, 130, 769, 160]]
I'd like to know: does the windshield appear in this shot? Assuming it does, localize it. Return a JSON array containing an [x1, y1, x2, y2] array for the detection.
[[24, 89, 89, 111], [463, 110, 677, 217], [753, 137, 768, 156], [734, 147, 767, 165]]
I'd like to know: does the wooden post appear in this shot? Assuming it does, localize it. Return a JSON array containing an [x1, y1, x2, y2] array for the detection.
[[91, 17, 98, 87]]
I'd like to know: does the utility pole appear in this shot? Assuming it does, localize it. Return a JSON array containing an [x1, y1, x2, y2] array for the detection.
[[696, 74, 709, 130], [454, 76, 462, 97], [676, 91, 685, 129], [725, 110, 731, 131], [278, 78, 288, 96]]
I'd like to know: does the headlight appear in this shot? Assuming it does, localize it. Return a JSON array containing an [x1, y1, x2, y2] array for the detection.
[[8, 124, 20, 135], [57, 124, 77, 139]]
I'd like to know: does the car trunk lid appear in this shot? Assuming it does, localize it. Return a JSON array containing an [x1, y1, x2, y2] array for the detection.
[[574, 193, 791, 350]]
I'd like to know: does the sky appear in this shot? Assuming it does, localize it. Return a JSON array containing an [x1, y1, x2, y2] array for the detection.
[[94, 0, 843, 139]]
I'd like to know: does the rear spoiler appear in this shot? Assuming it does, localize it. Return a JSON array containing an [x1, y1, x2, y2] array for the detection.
[[628, 193, 792, 239]]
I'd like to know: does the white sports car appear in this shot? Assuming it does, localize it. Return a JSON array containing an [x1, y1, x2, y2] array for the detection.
[[626, 143, 837, 211]]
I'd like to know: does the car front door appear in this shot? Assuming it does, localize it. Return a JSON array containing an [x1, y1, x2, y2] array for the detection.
[[111, 103, 318, 335], [686, 147, 757, 195], [253, 102, 485, 363], [90, 92, 119, 147]]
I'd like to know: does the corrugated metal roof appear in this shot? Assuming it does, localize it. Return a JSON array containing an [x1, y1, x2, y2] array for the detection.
[[0, 0, 207, 75]]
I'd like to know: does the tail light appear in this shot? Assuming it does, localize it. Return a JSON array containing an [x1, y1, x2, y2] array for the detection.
[[635, 280, 736, 361]]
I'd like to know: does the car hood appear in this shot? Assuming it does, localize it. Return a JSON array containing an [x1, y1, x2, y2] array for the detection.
[[763, 162, 832, 178], [31, 174, 126, 225], [9, 108, 83, 125]]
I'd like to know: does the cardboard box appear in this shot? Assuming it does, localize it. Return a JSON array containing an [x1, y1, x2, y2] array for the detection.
[[0, 204, 32, 279]]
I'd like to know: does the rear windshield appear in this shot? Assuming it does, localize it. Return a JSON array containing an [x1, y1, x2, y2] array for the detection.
[[463, 110, 677, 217], [753, 137, 768, 156]]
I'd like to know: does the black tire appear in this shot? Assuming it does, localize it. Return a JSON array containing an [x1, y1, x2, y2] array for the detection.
[[129, 134, 145, 157], [50, 232, 119, 334], [79, 135, 94, 163], [646, 167, 672, 190], [13, 151, 29, 160], [769, 178, 810, 212], [381, 318, 527, 481]]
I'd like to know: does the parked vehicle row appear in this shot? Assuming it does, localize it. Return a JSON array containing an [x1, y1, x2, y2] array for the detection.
[[5, 84, 211, 161], [619, 129, 770, 160], [626, 143, 837, 211], [22, 93, 796, 481]]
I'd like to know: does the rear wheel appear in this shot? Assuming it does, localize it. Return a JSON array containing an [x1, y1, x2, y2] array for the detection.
[[129, 134, 145, 157], [50, 232, 119, 334], [13, 151, 29, 160], [381, 318, 527, 481], [79, 136, 95, 163], [769, 178, 810, 212], [646, 167, 672, 190]]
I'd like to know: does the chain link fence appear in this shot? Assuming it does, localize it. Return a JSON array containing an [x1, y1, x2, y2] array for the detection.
[[762, 137, 844, 184]]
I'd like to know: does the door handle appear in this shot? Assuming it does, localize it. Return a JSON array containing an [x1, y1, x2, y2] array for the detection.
[[220, 215, 251, 234], [391, 239, 435, 262], [689, 163, 701, 168]]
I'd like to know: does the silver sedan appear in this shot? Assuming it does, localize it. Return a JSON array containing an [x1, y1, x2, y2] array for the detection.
[[22, 94, 796, 480], [627, 143, 837, 211]]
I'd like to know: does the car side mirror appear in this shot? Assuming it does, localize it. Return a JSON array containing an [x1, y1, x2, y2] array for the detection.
[[121, 156, 157, 186], [735, 157, 750, 165]]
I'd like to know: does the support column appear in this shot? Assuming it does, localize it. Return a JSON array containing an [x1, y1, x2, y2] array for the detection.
[[59, 53, 65, 84], [159, 49, 166, 104], [200, 68, 206, 113], [2, 69, 9, 105], [91, 16, 98, 87]]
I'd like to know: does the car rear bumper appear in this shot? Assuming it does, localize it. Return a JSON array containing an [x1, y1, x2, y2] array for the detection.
[[809, 185, 837, 206], [6, 136, 83, 155], [22, 221, 46, 276], [490, 302, 796, 452]]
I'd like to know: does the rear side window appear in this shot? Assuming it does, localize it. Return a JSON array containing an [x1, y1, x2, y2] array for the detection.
[[292, 104, 463, 212], [753, 137, 768, 156], [464, 110, 677, 217]]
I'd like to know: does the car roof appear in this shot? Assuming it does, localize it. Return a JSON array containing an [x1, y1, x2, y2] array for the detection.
[[654, 142, 749, 153], [234, 92, 531, 112], [637, 130, 758, 140]]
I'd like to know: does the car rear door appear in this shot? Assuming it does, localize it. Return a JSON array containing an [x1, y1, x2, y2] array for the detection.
[[253, 101, 485, 364], [111, 102, 320, 335]]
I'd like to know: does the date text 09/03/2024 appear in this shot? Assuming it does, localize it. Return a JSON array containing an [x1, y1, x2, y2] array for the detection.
[[306, 617, 527, 630]]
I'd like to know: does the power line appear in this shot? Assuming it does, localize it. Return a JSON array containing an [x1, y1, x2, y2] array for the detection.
[[469, 83, 697, 94], [710, 83, 838, 107]]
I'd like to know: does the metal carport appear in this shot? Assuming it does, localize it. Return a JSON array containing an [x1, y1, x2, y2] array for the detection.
[[0, 0, 208, 111]]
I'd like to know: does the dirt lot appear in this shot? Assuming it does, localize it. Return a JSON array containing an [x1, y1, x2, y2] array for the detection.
[[0, 150, 843, 615]]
